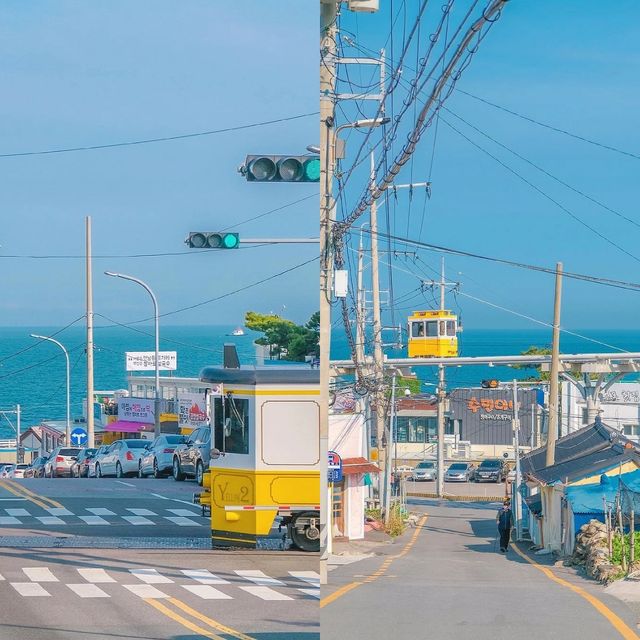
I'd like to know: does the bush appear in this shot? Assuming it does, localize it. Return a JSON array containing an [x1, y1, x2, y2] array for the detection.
[[385, 502, 406, 538], [611, 531, 640, 567]]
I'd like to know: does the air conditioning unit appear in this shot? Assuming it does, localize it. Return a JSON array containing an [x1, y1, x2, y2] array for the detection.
[[347, 0, 379, 12]]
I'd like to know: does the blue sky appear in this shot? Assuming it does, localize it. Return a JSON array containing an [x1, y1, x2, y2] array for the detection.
[[0, 1, 317, 327], [337, 0, 640, 334]]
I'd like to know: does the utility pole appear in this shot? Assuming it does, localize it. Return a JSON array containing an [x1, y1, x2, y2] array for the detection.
[[86, 216, 95, 449], [546, 262, 563, 467], [512, 379, 521, 541], [436, 257, 447, 498], [16, 405, 21, 464], [384, 372, 397, 525], [319, 0, 338, 586]]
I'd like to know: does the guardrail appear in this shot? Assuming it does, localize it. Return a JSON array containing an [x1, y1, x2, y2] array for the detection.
[[0, 439, 17, 449]]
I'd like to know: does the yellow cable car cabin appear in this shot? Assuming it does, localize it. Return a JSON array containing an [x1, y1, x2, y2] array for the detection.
[[407, 310, 458, 358]]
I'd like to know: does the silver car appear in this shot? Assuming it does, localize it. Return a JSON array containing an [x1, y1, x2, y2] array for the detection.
[[95, 439, 149, 478], [138, 435, 186, 478], [87, 445, 110, 478], [411, 460, 437, 481], [43, 447, 82, 478], [444, 462, 476, 482]]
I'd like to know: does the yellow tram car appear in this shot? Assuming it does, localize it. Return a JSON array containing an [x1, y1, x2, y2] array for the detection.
[[407, 310, 459, 358], [195, 363, 320, 552]]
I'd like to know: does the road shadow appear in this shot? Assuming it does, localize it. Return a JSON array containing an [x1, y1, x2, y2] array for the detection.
[[408, 497, 503, 511]]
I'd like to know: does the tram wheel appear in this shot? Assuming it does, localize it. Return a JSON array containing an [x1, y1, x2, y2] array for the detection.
[[290, 511, 320, 553]]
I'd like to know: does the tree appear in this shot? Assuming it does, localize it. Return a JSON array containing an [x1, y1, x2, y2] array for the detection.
[[245, 311, 319, 362], [513, 346, 552, 381]]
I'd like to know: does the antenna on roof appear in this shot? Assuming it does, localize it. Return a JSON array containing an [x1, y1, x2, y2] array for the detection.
[[223, 344, 241, 369]]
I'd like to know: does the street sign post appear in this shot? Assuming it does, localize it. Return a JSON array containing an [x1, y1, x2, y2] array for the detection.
[[328, 450, 343, 482], [70, 427, 88, 447]]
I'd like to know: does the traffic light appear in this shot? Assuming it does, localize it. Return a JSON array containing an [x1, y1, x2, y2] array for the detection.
[[240, 155, 321, 182], [185, 232, 240, 249], [481, 379, 499, 389]]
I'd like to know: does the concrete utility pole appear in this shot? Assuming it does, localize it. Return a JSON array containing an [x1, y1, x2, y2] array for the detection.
[[16, 405, 21, 464], [512, 379, 522, 541], [86, 216, 95, 449], [319, 0, 338, 586], [384, 372, 397, 525], [436, 257, 447, 498], [546, 262, 563, 467]]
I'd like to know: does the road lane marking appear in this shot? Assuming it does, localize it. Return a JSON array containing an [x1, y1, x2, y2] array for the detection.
[[3, 480, 63, 508], [66, 583, 110, 598], [78, 515, 109, 525], [181, 569, 230, 585], [235, 570, 284, 586], [144, 598, 226, 640], [5, 509, 30, 516], [151, 492, 202, 507], [127, 508, 157, 516], [46, 507, 73, 516], [122, 515, 154, 525], [298, 588, 320, 599], [0, 498, 28, 502], [0, 481, 49, 509], [0, 572, 4, 580], [239, 586, 292, 601], [23, 567, 58, 582], [181, 585, 233, 599], [77, 568, 116, 583], [115, 481, 135, 487], [165, 516, 203, 527], [167, 508, 202, 517], [320, 514, 428, 609], [86, 508, 116, 516], [0, 516, 21, 525], [36, 516, 66, 525], [124, 584, 170, 599], [11, 582, 50, 597], [511, 544, 640, 640], [130, 568, 174, 584], [289, 571, 320, 587], [167, 597, 256, 640]]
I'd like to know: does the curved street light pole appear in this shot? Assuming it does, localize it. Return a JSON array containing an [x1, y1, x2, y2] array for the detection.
[[31, 334, 70, 447], [104, 272, 160, 438]]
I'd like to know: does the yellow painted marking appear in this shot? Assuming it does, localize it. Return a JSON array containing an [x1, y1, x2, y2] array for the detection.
[[320, 514, 428, 608], [0, 481, 50, 510], [511, 544, 639, 640], [3, 480, 63, 509], [144, 599, 224, 639], [211, 535, 256, 545], [168, 598, 255, 640]]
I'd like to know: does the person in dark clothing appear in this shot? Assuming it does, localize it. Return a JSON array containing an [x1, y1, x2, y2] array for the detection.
[[496, 499, 513, 552]]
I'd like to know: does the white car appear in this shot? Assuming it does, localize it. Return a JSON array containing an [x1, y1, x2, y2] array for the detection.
[[95, 439, 149, 478], [9, 464, 29, 479], [138, 434, 187, 478], [0, 465, 14, 479], [87, 445, 110, 478]]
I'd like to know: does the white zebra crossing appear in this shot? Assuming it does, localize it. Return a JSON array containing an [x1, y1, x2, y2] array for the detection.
[[129, 568, 173, 584], [66, 583, 110, 598], [76, 568, 116, 583]]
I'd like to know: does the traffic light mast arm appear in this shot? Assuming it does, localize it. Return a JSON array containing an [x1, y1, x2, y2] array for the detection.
[[241, 238, 319, 244]]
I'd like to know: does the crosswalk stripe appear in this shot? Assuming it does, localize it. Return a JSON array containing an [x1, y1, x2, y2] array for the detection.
[[0, 572, 5, 581], [123, 584, 169, 599], [298, 588, 321, 599], [23, 567, 58, 582], [289, 571, 320, 587], [66, 583, 110, 598], [77, 568, 116, 583], [181, 584, 233, 600], [129, 569, 173, 584], [122, 515, 154, 526], [235, 570, 284, 586], [45, 507, 73, 516], [239, 586, 292, 601], [164, 516, 202, 527], [36, 516, 66, 525], [0, 516, 21, 525], [126, 508, 157, 516], [86, 508, 116, 516], [181, 569, 229, 585], [5, 508, 30, 516], [167, 508, 202, 517], [78, 515, 109, 525], [11, 582, 50, 597]]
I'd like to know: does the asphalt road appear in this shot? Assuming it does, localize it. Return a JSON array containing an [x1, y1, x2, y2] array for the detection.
[[405, 479, 509, 498], [322, 499, 639, 640], [0, 476, 319, 639]]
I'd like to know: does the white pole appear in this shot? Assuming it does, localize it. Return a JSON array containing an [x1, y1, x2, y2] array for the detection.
[[436, 258, 446, 498], [512, 379, 522, 540], [16, 404, 21, 464], [384, 373, 396, 525], [86, 216, 95, 448]]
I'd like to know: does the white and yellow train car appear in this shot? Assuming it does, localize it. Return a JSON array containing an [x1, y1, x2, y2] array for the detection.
[[407, 309, 458, 358], [196, 366, 320, 552]]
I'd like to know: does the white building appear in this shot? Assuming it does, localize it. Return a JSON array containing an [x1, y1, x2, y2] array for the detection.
[[561, 381, 640, 440]]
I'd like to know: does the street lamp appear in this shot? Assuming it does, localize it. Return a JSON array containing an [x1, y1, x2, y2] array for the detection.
[[104, 271, 160, 438], [333, 117, 390, 160], [31, 334, 70, 447]]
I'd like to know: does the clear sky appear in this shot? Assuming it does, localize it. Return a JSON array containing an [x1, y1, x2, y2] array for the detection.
[[0, 1, 317, 327], [336, 0, 640, 333]]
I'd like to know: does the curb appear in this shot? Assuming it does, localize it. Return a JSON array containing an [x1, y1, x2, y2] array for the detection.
[[406, 492, 504, 503]]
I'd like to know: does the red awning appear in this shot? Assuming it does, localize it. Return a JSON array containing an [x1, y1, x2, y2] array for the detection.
[[104, 421, 151, 433], [342, 457, 380, 475]]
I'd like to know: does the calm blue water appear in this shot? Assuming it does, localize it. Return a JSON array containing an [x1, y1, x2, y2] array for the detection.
[[1, 325, 638, 438]]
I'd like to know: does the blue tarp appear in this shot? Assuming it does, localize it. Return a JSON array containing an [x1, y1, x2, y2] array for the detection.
[[565, 469, 640, 514]]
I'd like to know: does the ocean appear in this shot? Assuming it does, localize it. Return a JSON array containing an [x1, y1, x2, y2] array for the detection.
[[1, 324, 638, 438]]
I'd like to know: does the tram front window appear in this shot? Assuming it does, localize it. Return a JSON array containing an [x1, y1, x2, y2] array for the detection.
[[411, 322, 425, 337], [446, 320, 456, 336], [213, 396, 249, 455], [425, 321, 438, 337]]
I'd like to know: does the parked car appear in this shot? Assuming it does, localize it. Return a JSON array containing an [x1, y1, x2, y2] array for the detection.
[[44, 447, 83, 478], [9, 463, 29, 479], [411, 460, 437, 482], [0, 464, 14, 479], [25, 456, 49, 478], [87, 445, 110, 478], [475, 458, 507, 483], [70, 448, 97, 478], [444, 462, 476, 482], [172, 427, 211, 485], [138, 435, 186, 478], [95, 439, 149, 478], [0, 463, 13, 478]]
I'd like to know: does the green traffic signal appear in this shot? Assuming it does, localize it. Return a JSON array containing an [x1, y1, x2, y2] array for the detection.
[[242, 155, 320, 183], [186, 232, 240, 249]]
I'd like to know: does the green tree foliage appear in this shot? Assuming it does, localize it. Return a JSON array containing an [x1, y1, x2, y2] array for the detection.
[[245, 311, 319, 362], [513, 346, 552, 381]]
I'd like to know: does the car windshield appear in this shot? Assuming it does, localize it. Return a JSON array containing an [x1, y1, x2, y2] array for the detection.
[[124, 441, 149, 449], [417, 462, 435, 469], [16, 464, 28, 469], [59, 448, 81, 456], [448, 464, 468, 471], [480, 460, 501, 468], [165, 435, 185, 444]]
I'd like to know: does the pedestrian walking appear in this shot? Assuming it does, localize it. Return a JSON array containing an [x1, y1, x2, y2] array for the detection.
[[496, 499, 513, 553]]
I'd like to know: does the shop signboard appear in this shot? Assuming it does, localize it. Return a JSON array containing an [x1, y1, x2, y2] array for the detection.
[[117, 397, 155, 423], [178, 392, 210, 429]]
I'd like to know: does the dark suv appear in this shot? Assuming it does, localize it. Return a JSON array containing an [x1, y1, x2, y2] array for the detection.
[[172, 427, 211, 485], [475, 458, 507, 483]]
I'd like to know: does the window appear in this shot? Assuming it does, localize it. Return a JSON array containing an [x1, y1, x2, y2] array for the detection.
[[582, 408, 589, 425], [623, 424, 640, 436], [439, 321, 446, 336], [425, 321, 438, 337], [411, 322, 424, 337], [446, 320, 456, 336], [213, 396, 249, 455], [396, 417, 437, 443]]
